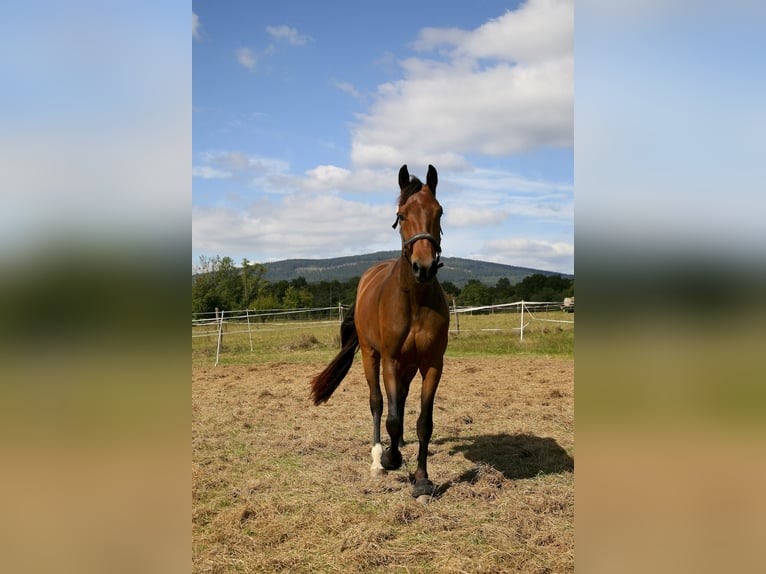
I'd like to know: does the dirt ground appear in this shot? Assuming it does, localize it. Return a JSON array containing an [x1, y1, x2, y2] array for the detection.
[[193, 356, 573, 573]]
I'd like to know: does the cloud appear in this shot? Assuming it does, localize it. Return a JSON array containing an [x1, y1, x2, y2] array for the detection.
[[192, 195, 398, 260], [195, 151, 294, 195], [235, 30, 303, 72], [445, 206, 509, 228], [192, 12, 201, 40], [350, 0, 573, 169], [483, 237, 574, 272], [266, 25, 312, 46], [192, 143, 573, 270], [303, 165, 351, 189], [200, 151, 289, 175], [235, 47, 256, 71], [413, 0, 573, 64], [331, 79, 364, 100], [192, 166, 231, 180], [443, 168, 573, 224]]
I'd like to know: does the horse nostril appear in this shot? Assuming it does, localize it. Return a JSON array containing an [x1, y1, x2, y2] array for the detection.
[[412, 262, 420, 274]]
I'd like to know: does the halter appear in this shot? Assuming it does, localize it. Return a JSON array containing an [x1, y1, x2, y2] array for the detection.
[[392, 215, 443, 267]]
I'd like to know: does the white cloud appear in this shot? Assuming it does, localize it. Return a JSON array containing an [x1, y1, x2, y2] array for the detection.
[[483, 237, 573, 272], [350, 0, 573, 169], [414, 0, 573, 64], [266, 25, 312, 46], [192, 166, 231, 179], [331, 79, 364, 100], [199, 151, 289, 176], [235, 47, 256, 71], [192, 147, 573, 270], [192, 195, 399, 260], [304, 165, 351, 189], [192, 12, 201, 40], [440, 168, 573, 225], [300, 165, 395, 194], [444, 206, 509, 228]]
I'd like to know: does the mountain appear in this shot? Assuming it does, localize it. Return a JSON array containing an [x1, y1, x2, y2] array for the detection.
[[261, 251, 571, 287]]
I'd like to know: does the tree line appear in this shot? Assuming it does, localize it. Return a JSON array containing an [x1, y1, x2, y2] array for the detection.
[[192, 255, 573, 315]]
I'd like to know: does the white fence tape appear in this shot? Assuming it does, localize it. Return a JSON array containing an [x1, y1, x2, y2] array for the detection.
[[193, 301, 573, 365]]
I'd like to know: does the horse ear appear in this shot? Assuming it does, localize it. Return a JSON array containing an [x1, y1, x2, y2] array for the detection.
[[398, 165, 409, 190], [427, 164, 438, 194]]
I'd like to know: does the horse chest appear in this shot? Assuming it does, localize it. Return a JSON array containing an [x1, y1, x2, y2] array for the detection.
[[393, 313, 447, 359]]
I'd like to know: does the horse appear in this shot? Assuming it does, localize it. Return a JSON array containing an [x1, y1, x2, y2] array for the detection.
[[310, 164, 450, 499]]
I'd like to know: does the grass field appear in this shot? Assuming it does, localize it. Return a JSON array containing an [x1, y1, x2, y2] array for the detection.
[[192, 309, 574, 365], [192, 311, 574, 573]]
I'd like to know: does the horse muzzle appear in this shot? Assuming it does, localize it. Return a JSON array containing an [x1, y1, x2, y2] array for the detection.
[[411, 258, 442, 283], [402, 232, 443, 283]]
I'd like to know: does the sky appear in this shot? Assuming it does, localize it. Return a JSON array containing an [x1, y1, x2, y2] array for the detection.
[[192, 0, 573, 274]]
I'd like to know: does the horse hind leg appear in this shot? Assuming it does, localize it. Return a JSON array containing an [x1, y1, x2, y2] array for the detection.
[[397, 366, 417, 448]]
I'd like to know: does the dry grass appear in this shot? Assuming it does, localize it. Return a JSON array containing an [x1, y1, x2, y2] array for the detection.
[[192, 356, 573, 573]]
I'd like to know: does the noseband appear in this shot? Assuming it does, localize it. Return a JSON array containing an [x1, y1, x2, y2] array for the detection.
[[402, 232, 442, 255], [392, 215, 443, 267]]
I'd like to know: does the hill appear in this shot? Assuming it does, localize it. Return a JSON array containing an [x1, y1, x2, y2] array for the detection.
[[261, 251, 571, 287]]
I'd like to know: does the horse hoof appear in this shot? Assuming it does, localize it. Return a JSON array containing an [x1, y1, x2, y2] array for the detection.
[[380, 449, 402, 470], [416, 494, 432, 504], [412, 479, 435, 498], [370, 467, 386, 478]]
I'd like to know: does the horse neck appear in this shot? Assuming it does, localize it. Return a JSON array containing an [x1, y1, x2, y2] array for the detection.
[[396, 253, 437, 306]]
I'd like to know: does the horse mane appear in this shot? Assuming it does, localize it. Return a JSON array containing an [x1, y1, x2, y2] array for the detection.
[[398, 177, 425, 206]]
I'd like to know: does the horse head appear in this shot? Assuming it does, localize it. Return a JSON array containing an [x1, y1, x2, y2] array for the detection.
[[394, 164, 443, 283]]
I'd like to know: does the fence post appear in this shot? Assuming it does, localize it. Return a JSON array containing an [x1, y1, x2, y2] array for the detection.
[[246, 308, 253, 352], [215, 308, 224, 366], [519, 300, 524, 342], [452, 299, 460, 334], [339, 302, 344, 323]]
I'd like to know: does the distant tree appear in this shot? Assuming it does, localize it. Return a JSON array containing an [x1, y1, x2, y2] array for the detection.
[[192, 255, 270, 314], [269, 280, 290, 305], [440, 281, 461, 298], [339, 277, 360, 306], [240, 258, 266, 309], [515, 273, 546, 300], [282, 285, 313, 309], [493, 277, 515, 302], [459, 279, 491, 306], [215, 256, 245, 310], [250, 293, 280, 312], [192, 255, 240, 314], [290, 276, 308, 290], [515, 273, 572, 301]]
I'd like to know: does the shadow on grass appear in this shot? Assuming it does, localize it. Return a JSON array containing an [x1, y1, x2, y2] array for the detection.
[[429, 433, 574, 496]]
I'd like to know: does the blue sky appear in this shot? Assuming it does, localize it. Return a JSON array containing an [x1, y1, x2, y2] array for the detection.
[[193, 0, 573, 274]]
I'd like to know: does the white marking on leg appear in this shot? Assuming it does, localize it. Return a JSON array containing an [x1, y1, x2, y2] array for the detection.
[[370, 443, 385, 477]]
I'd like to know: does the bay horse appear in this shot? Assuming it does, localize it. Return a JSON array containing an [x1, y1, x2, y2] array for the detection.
[[310, 164, 450, 498]]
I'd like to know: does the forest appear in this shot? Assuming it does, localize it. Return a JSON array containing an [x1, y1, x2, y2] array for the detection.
[[192, 255, 574, 315]]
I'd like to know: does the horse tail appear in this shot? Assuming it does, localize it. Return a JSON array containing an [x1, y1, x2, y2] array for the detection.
[[310, 306, 359, 405]]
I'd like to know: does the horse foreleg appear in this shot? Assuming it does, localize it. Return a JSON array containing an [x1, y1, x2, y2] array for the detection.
[[412, 364, 442, 498], [380, 358, 403, 471], [362, 350, 385, 477]]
